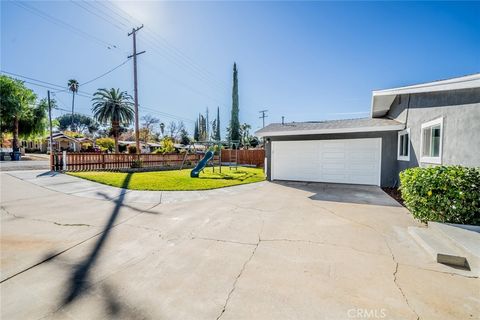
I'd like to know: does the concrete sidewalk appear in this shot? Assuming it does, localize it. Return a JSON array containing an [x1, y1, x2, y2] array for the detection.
[[1, 171, 478, 320], [4, 170, 267, 204]]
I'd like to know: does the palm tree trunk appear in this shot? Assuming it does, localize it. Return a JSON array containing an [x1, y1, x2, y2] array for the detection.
[[13, 116, 19, 151], [71, 92, 75, 131], [112, 121, 119, 153]]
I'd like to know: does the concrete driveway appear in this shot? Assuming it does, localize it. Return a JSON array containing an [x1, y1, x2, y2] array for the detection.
[[1, 171, 478, 320]]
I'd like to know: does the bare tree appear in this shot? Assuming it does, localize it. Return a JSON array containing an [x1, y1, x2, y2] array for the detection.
[[141, 114, 160, 143], [166, 120, 186, 142]]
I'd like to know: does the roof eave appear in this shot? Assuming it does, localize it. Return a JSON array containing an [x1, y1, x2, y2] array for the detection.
[[370, 74, 480, 117], [256, 124, 405, 138]]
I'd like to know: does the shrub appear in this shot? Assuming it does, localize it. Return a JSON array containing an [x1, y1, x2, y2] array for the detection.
[[95, 137, 115, 152], [152, 137, 175, 154], [130, 159, 143, 168], [128, 145, 137, 154], [399, 166, 480, 225]]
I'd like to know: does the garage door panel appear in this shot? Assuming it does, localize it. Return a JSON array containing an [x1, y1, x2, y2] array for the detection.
[[322, 162, 347, 170], [322, 152, 346, 160], [272, 138, 381, 186]]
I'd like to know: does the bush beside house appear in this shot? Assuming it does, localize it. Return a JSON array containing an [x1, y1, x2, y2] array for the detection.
[[399, 166, 480, 225], [96, 137, 115, 152]]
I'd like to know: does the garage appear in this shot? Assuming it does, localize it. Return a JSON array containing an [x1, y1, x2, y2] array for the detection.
[[271, 138, 382, 186]]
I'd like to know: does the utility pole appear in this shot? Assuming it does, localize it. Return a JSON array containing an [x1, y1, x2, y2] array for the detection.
[[259, 109, 268, 128], [128, 25, 146, 154], [47, 90, 54, 171]]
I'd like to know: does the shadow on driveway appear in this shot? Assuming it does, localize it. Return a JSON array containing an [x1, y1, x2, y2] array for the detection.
[[273, 181, 401, 207], [46, 173, 160, 317]]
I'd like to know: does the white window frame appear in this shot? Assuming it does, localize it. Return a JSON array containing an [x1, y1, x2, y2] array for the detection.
[[397, 128, 410, 161], [420, 117, 443, 164]]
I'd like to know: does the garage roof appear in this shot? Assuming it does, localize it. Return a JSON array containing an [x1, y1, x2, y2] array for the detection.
[[255, 117, 404, 137], [371, 73, 480, 117]]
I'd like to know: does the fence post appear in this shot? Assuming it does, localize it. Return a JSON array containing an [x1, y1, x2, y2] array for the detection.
[[102, 153, 106, 169], [62, 151, 67, 171]]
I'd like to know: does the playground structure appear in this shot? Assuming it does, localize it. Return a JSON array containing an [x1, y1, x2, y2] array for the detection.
[[181, 141, 240, 177]]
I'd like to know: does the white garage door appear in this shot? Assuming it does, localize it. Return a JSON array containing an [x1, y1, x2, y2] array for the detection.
[[272, 138, 382, 186]]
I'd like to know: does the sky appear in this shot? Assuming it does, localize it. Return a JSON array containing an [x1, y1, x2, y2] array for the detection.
[[2, 1, 479, 136]]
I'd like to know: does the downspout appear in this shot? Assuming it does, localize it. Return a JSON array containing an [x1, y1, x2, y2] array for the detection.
[[394, 94, 412, 188]]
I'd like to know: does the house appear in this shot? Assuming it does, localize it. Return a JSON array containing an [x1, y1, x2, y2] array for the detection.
[[118, 141, 158, 153], [20, 132, 82, 153], [256, 73, 480, 187]]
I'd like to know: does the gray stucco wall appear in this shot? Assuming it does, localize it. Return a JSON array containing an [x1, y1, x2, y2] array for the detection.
[[387, 88, 480, 177], [263, 88, 480, 188], [265, 131, 398, 187]]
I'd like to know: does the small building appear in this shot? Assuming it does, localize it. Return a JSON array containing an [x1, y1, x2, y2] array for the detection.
[[256, 73, 480, 187], [20, 132, 85, 153]]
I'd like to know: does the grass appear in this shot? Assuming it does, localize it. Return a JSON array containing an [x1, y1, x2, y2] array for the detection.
[[68, 166, 265, 191]]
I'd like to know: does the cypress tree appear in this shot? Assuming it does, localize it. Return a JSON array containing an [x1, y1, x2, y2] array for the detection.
[[230, 63, 240, 142], [194, 119, 199, 141], [215, 106, 221, 141]]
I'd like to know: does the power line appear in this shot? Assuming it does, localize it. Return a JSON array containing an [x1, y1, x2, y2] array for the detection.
[[2, 70, 196, 123], [14, 2, 120, 50], [81, 58, 131, 86], [70, 0, 127, 32], [2, 57, 131, 96], [69, 1, 251, 115], [94, 1, 231, 92]]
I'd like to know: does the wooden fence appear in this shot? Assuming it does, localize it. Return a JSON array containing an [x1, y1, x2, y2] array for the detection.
[[221, 149, 265, 167], [53, 149, 265, 171], [53, 152, 201, 171]]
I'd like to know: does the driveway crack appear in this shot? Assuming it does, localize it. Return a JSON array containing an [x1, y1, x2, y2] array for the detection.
[[216, 217, 264, 320], [192, 237, 257, 246], [54, 222, 92, 227], [261, 238, 388, 257], [1, 206, 93, 227], [386, 242, 420, 320]]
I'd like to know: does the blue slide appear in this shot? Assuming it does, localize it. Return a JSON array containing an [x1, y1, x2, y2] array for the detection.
[[190, 150, 214, 178]]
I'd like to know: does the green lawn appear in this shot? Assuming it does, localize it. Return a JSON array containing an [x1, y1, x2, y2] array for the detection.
[[68, 166, 265, 191]]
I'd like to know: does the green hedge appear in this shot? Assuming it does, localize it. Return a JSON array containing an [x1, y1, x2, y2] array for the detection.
[[399, 166, 480, 225]]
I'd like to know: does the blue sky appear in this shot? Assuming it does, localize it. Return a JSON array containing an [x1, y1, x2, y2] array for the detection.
[[2, 1, 479, 136]]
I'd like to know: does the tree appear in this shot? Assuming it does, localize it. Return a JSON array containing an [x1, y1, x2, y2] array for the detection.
[[249, 136, 260, 148], [240, 123, 251, 148], [180, 127, 190, 145], [166, 121, 178, 139], [215, 106, 221, 141], [166, 120, 185, 141], [95, 137, 115, 152], [193, 120, 199, 141], [0, 75, 47, 151], [229, 63, 240, 142], [140, 114, 160, 143], [56, 114, 98, 135], [91, 88, 134, 153], [68, 79, 79, 131], [198, 114, 207, 141], [159, 122, 165, 137]]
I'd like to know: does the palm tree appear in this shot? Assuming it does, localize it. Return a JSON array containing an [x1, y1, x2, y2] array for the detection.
[[91, 88, 134, 153], [159, 122, 165, 137], [68, 79, 79, 131], [240, 123, 251, 147]]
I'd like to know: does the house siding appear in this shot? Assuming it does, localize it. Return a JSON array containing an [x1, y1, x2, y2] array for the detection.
[[265, 131, 398, 187], [262, 87, 480, 188], [387, 88, 480, 177]]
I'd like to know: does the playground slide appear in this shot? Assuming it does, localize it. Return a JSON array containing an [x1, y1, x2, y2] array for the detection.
[[190, 150, 214, 178]]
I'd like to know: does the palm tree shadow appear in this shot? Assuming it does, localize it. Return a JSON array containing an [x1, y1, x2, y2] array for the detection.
[[62, 172, 157, 306]]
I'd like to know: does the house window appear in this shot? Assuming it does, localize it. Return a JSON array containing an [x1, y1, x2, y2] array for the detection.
[[397, 128, 410, 161], [421, 117, 443, 164]]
